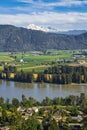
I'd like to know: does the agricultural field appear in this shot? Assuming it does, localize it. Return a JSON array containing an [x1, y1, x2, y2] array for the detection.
[[0, 50, 87, 73], [0, 52, 14, 62]]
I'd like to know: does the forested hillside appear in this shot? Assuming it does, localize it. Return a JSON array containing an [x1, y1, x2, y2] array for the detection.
[[0, 25, 87, 51]]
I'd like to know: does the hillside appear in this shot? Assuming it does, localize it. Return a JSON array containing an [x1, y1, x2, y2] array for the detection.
[[0, 25, 87, 51]]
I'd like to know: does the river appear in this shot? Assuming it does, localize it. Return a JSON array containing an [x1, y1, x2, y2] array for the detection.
[[0, 80, 87, 101]]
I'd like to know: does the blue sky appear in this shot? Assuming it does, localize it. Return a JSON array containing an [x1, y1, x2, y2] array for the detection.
[[0, 0, 87, 31]]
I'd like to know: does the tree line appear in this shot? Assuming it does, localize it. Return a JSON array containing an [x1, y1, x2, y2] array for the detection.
[[44, 65, 87, 84], [1, 65, 87, 84], [0, 93, 86, 109], [13, 65, 87, 84]]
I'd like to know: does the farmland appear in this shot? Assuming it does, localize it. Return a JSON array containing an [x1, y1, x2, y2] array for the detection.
[[0, 50, 87, 73]]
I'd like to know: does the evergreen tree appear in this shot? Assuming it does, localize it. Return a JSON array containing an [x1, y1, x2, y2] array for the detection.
[[48, 119, 60, 130]]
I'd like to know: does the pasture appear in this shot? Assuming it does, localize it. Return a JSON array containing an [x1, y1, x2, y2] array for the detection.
[[0, 50, 86, 73]]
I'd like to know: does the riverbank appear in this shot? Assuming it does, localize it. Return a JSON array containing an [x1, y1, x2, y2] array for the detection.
[[1, 72, 87, 85]]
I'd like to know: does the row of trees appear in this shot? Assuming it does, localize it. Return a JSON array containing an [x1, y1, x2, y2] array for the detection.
[[14, 68, 87, 84], [3, 65, 17, 73], [13, 65, 87, 84], [44, 65, 87, 75], [0, 93, 86, 109], [14, 70, 33, 83], [1, 65, 87, 84], [44, 65, 87, 84]]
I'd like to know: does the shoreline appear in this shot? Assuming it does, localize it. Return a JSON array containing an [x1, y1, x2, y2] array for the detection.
[[1, 78, 87, 86]]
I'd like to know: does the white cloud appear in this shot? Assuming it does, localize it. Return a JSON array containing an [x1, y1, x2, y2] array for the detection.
[[17, 0, 33, 3], [57, 0, 87, 6], [17, 0, 87, 7], [0, 12, 87, 31]]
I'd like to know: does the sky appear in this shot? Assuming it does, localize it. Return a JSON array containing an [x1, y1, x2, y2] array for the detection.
[[0, 0, 87, 31]]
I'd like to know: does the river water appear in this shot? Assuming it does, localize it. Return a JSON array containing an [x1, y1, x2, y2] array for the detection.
[[0, 80, 87, 101]]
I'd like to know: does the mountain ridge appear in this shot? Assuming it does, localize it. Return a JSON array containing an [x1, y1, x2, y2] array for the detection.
[[26, 24, 87, 35], [58, 30, 87, 35], [0, 25, 87, 52]]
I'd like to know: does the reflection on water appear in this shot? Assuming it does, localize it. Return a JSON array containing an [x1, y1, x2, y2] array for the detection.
[[14, 82, 34, 89], [37, 83, 47, 88], [0, 80, 87, 101], [0, 80, 3, 85], [6, 81, 10, 87]]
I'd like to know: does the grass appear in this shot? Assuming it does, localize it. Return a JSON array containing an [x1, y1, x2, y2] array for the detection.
[[18, 65, 50, 73], [0, 50, 86, 73], [0, 55, 14, 62], [0, 52, 14, 63], [15, 51, 72, 72], [0, 66, 3, 70]]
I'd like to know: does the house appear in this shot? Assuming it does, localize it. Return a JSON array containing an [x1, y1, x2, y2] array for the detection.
[[43, 107, 52, 113], [17, 106, 25, 112], [17, 106, 39, 117], [20, 59, 24, 63], [32, 107, 39, 113], [0, 126, 9, 130], [54, 109, 63, 115], [52, 116, 62, 122], [72, 115, 83, 122], [69, 123, 83, 130]]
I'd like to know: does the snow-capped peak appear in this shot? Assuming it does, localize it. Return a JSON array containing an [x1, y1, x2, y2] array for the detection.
[[27, 24, 57, 32]]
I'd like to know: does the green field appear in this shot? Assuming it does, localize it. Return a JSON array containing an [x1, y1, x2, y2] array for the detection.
[[0, 50, 87, 73], [0, 52, 14, 62]]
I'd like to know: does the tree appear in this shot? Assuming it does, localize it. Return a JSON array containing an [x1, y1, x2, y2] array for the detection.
[[42, 97, 52, 106], [38, 108, 44, 116], [48, 119, 60, 130], [21, 94, 29, 107], [82, 117, 87, 129], [0, 97, 4, 106], [42, 117, 50, 130], [36, 74, 44, 82], [12, 98, 20, 108], [28, 97, 37, 107], [53, 97, 61, 105], [6, 71, 10, 79], [61, 74, 66, 84], [1, 109, 8, 124], [27, 73, 33, 83], [66, 74, 72, 84], [22, 117, 42, 130], [61, 122, 71, 130], [70, 107, 79, 116]]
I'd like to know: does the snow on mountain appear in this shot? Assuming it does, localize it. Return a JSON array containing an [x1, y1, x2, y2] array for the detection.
[[27, 24, 87, 35], [27, 24, 57, 32]]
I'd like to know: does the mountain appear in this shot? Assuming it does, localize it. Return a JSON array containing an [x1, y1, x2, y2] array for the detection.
[[27, 24, 49, 32], [0, 25, 87, 51], [27, 24, 56, 32], [58, 30, 87, 35], [27, 24, 87, 35]]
